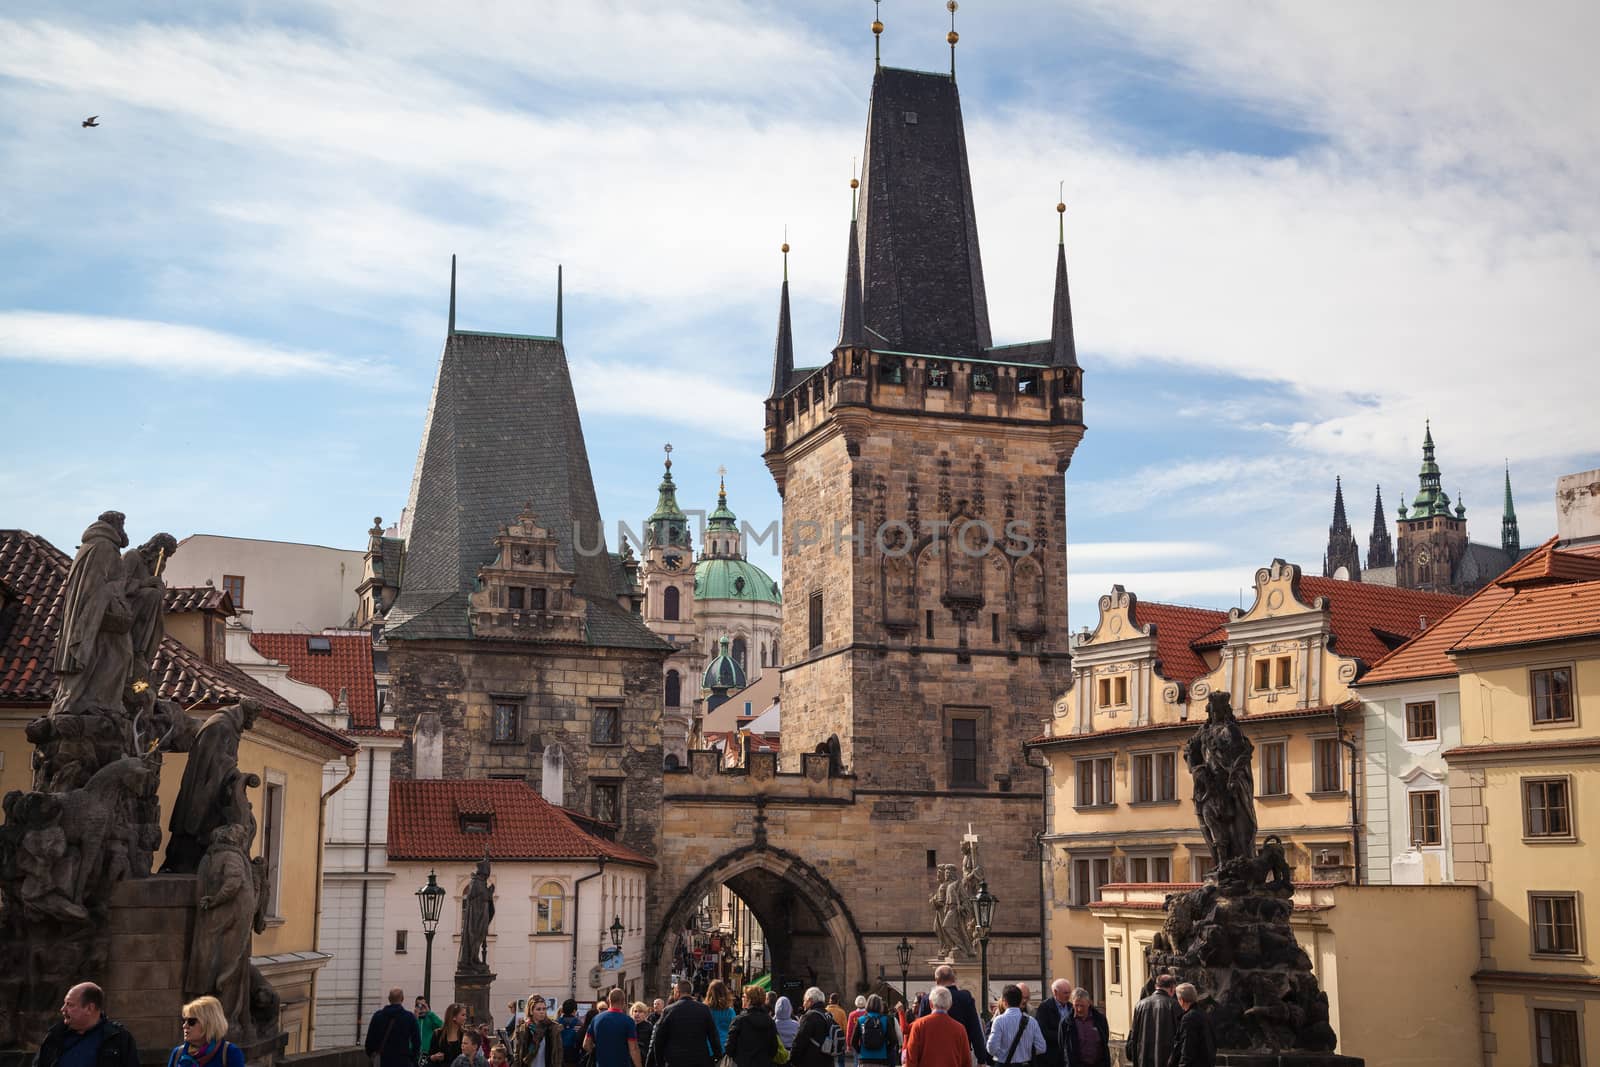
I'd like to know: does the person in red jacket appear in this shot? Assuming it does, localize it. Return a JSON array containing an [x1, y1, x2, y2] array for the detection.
[[904, 988, 970, 1067]]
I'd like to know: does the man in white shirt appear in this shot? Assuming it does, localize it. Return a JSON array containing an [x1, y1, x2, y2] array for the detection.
[[984, 987, 1044, 1067]]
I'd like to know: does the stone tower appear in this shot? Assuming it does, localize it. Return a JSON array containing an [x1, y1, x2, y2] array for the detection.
[[1396, 421, 1468, 593], [1322, 476, 1362, 581], [639, 448, 699, 762], [753, 63, 1084, 979], [1366, 485, 1394, 570], [1502, 466, 1521, 556]]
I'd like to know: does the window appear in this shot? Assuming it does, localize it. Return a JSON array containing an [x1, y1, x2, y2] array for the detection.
[[1191, 852, 1216, 882], [1254, 659, 1271, 690], [591, 705, 621, 745], [991, 613, 1000, 643], [492, 700, 520, 743], [1276, 655, 1293, 689], [1534, 1008, 1581, 1067], [260, 779, 284, 917], [1259, 741, 1288, 796], [1073, 950, 1105, 1007], [809, 591, 823, 649], [926, 610, 935, 640], [460, 815, 492, 834], [927, 363, 950, 389], [1409, 791, 1442, 847], [732, 637, 747, 672], [222, 574, 245, 608], [306, 635, 332, 654], [592, 782, 620, 824], [508, 586, 525, 610], [535, 881, 565, 933], [1312, 738, 1343, 792], [664, 670, 681, 709], [1128, 855, 1172, 883], [1255, 656, 1293, 690], [879, 357, 903, 384], [1097, 676, 1128, 708], [1072, 857, 1112, 906], [1109, 945, 1122, 987], [1525, 778, 1573, 838], [949, 716, 980, 788], [1076, 757, 1113, 807], [663, 586, 680, 621], [972, 369, 995, 392], [1531, 893, 1581, 956], [1533, 667, 1575, 724], [1405, 701, 1437, 741], [1017, 371, 1039, 395], [529, 587, 546, 610], [395, 929, 408, 954], [1133, 752, 1177, 803]]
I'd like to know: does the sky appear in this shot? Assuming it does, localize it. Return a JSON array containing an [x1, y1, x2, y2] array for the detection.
[[2, 1, 1597, 630]]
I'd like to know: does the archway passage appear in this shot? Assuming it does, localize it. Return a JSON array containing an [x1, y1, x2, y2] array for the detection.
[[651, 846, 866, 1001]]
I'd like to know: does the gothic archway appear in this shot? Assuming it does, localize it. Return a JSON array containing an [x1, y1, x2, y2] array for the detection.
[[650, 845, 868, 998]]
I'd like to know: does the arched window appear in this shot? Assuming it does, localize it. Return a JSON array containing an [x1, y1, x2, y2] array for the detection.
[[663, 586, 680, 621], [535, 880, 565, 934], [665, 669, 681, 708], [732, 637, 747, 673]]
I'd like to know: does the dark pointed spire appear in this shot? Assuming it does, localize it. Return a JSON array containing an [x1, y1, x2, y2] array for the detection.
[[556, 264, 563, 342], [770, 239, 794, 398], [1050, 196, 1078, 368], [1324, 475, 1361, 580], [1332, 475, 1349, 528], [1502, 465, 1521, 555], [1367, 484, 1395, 569], [448, 254, 457, 334], [836, 178, 865, 351]]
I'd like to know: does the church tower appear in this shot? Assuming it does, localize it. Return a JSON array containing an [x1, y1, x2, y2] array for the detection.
[[1366, 485, 1394, 570], [639, 447, 698, 760], [1396, 422, 1468, 592], [1502, 466, 1521, 556], [762, 61, 1083, 977], [1322, 477, 1362, 580]]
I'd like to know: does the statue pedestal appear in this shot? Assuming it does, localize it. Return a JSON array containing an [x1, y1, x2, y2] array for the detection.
[[1216, 1054, 1364, 1066], [103, 874, 198, 1053], [454, 971, 497, 1030]]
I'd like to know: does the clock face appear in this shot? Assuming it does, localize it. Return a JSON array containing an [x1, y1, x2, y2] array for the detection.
[[1417, 547, 1431, 565], [663, 553, 682, 570]]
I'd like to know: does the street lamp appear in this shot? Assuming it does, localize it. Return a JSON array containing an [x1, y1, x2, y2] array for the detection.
[[611, 915, 625, 948], [972, 881, 996, 1024], [416, 869, 446, 1005], [895, 937, 913, 1007]]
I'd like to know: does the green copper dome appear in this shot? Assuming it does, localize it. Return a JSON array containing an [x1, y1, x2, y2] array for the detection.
[[703, 634, 747, 692], [646, 452, 690, 548], [694, 557, 782, 604]]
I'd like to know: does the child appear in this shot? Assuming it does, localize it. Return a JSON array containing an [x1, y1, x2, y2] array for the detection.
[[452, 1031, 487, 1067], [489, 1045, 510, 1067]]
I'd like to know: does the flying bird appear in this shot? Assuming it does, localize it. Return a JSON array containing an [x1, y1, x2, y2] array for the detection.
[[82, 116, 99, 128]]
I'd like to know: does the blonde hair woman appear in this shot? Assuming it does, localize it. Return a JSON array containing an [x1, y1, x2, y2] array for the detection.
[[169, 996, 243, 1067]]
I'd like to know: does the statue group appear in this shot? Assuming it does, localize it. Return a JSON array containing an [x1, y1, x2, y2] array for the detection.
[[1149, 693, 1345, 1056], [0, 511, 277, 1049], [929, 838, 986, 959]]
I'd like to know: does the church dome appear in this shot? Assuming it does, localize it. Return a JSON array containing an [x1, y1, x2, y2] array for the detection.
[[694, 557, 782, 605], [702, 635, 747, 692]]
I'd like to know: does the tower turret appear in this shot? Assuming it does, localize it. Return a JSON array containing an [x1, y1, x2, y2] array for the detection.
[[1367, 485, 1395, 569], [1502, 466, 1521, 555], [1323, 476, 1362, 581]]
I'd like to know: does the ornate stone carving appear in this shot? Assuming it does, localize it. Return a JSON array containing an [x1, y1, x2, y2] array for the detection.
[[929, 864, 972, 958], [458, 857, 496, 973]]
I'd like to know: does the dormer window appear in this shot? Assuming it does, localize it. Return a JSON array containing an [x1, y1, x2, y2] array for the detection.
[[460, 814, 492, 834], [508, 587, 525, 610], [307, 636, 332, 655]]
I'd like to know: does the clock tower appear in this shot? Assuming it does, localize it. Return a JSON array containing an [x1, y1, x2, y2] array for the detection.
[[1395, 422, 1469, 593], [640, 445, 699, 761]]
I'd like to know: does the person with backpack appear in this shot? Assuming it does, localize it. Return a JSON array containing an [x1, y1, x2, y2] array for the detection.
[[367, 989, 424, 1067], [723, 986, 780, 1067], [557, 1001, 584, 1067], [771, 998, 800, 1051], [849, 996, 897, 1067], [983, 987, 1043, 1067], [790, 989, 840, 1067]]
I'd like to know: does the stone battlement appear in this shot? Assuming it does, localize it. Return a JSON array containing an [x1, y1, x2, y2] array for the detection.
[[663, 747, 855, 802]]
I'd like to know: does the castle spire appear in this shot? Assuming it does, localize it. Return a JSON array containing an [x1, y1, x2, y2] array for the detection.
[[1502, 465, 1521, 555], [448, 254, 457, 334], [1050, 193, 1078, 368], [556, 263, 563, 342], [1323, 475, 1361, 581], [646, 444, 689, 551], [770, 239, 795, 398], [1367, 484, 1395, 569], [1411, 419, 1452, 517], [836, 177, 865, 352]]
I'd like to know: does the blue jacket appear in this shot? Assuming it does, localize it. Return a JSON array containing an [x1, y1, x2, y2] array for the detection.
[[166, 1041, 245, 1067], [366, 1003, 423, 1067]]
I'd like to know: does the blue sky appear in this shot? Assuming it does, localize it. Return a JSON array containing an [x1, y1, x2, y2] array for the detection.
[[2, 1, 1597, 628]]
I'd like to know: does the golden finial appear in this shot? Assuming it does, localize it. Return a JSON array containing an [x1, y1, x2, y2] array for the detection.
[[1057, 180, 1066, 242], [782, 226, 790, 281], [947, 0, 959, 79], [873, 0, 883, 68]]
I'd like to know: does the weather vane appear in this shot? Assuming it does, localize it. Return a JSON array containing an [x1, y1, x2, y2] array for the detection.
[[948, 1, 959, 80], [873, 0, 883, 68]]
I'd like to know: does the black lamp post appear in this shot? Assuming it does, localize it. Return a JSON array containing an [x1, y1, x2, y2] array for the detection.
[[611, 915, 625, 948], [895, 937, 913, 1006], [416, 869, 446, 1005], [972, 881, 996, 1024]]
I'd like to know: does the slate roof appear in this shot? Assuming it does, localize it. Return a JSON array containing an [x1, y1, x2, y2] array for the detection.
[[1192, 576, 1463, 667], [857, 67, 992, 358], [1454, 541, 1520, 591], [387, 778, 654, 865], [1126, 601, 1229, 685], [163, 585, 234, 614], [249, 631, 380, 729], [388, 330, 666, 652], [377, 537, 406, 587], [0, 528, 353, 755]]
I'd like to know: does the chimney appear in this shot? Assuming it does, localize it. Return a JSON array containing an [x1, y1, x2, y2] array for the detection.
[[1556, 468, 1600, 544]]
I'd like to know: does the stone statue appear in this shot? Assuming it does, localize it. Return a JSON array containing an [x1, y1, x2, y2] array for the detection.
[[958, 840, 984, 948], [188, 822, 263, 1037], [458, 857, 496, 972], [1185, 692, 1258, 867], [930, 864, 972, 958], [122, 533, 178, 730], [50, 512, 134, 722], [164, 699, 262, 873]]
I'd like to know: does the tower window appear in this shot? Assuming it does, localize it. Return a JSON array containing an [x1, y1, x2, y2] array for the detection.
[[664, 670, 681, 709], [809, 590, 823, 649], [591, 705, 622, 745], [991, 613, 1000, 643], [971, 369, 995, 392], [663, 585, 680, 621], [508, 587, 525, 610], [529, 587, 546, 611], [925, 610, 935, 640], [492, 700, 520, 743]]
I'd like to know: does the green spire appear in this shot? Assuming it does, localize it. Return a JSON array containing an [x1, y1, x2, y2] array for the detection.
[[1502, 464, 1521, 555], [646, 444, 689, 549], [707, 471, 738, 531], [1411, 419, 1453, 517]]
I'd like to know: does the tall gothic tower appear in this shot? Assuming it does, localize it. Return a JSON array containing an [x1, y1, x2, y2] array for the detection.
[[763, 64, 1085, 792], [1396, 422, 1468, 592], [1366, 485, 1395, 570], [1322, 476, 1362, 580]]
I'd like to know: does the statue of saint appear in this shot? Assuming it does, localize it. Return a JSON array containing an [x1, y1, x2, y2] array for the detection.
[[188, 822, 262, 1036], [930, 864, 972, 958], [50, 512, 133, 722], [122, 533, 177, 715], [459, 857, 496, 972], [164, 699, 262, 874], [1184, 692, 1258, 867]]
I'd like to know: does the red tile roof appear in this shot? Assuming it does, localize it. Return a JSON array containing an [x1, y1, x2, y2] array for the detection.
[[388, 779, 654, 866], [1191, 575, 1463, 667], [0, 528, 353, 755], [1449, 580, 1600, 652], [163, 585, 234, 614], [1495, 540, 1600, 588], [1129, 601, 1228, 684], [249, 631, 379, 729]]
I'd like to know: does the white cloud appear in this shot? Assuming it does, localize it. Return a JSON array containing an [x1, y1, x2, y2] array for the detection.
[[570, 359, 766, 439], [0, 311, 379, 378]]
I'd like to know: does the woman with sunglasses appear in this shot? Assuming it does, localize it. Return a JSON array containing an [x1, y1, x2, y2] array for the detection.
[[169, 996, 244, 1067]]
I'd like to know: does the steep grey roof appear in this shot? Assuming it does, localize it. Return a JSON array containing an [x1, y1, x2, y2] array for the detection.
[[1454, 541, 1519, 590], [857, 67, 992, 358], [378, 537, 406, 587], [387, 329, 666, 652]]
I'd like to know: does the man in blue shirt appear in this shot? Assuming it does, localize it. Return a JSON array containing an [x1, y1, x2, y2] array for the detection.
[[584, 989, 642, 1067], [32, 982, 140, 1067]]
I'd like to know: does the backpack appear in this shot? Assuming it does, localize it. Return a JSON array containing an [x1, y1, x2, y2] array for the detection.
[[814, 1013, 843, 1058], [858, 1014, 886, 1055], [559, 1016, 581, 1052]]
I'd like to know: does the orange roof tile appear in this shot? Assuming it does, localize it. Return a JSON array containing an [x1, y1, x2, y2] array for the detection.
[[388, 778, 654, 866], [1450, 579, 1600, 652], [1128, 601, 1228, 684], [249, 631, 379, 729], [163, 585, 235, 614]]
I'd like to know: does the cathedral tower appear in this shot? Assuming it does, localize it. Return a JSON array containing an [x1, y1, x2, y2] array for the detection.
[[1502, 466, 1521, 556], [638, 447, 698, 759], [1366, 485, 1394, 570], [1322, 476, 1362, 580], [1396, 422, 1468, 592]]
